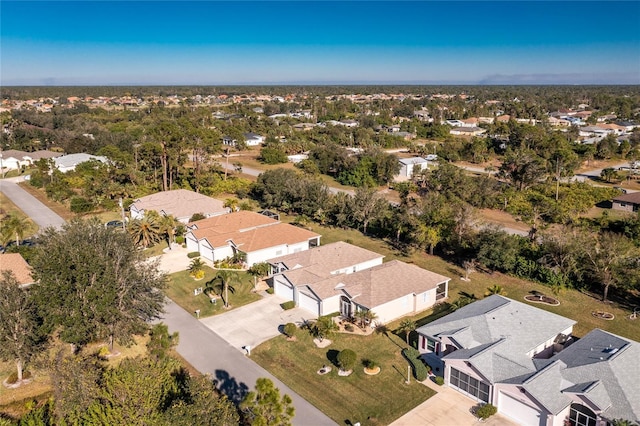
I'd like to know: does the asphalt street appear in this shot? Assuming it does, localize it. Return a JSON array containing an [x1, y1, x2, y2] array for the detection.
[[159, 299, 336, 426], [0, 178, 65, 230]]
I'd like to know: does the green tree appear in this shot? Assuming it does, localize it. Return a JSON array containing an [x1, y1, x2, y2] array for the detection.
[[0, 271, 45, 383], [147, 323, 178, 361], [398, 319, 416, 346], [31, 219, 166, 351], [351, 187, 388, 234], [128, 213, 162, 248], [337, 349, 357, 371], [248, 262, 270, 291], [0, 213, 29, 246], [158, 214, 178, 248], [312, 315, 338, 342], [600, 167, 619, 183], [581, 232, 640, 302], [415, 224, 441, 255], [240, 378, 294, 426], [162, 374, 240, 426], [207, 269, 243, 308], [498, 149, 546, 191], [188, 257, 206, 279]]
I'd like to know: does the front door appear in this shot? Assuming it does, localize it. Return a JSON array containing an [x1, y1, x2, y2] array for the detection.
[[340, 296, 352, 318]]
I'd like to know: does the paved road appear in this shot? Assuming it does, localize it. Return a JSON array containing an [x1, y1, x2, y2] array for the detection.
[[0, 178, 65, 230], [159, 299, 336, 426]]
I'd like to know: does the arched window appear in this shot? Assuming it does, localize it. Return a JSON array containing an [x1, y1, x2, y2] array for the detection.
[[569, 403, 597, 426]]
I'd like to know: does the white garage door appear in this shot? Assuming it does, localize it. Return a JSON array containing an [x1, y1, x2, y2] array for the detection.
[[274, 280, 294, 300], [498, 392, 544, 426], [298, 291, 320, 316]]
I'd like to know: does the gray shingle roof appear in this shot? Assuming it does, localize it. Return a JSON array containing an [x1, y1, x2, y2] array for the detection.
[[417, 295, 576, 383]]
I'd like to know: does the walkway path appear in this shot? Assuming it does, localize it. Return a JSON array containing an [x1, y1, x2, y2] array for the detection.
[[0, 177, 65, 230], [160, 299, 335, 425]]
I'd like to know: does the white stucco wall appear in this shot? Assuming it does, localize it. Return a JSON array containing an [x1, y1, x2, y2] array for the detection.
[[321, 295, 341, 316], [414, 289, 437, 312], [371, 294, 413, 324], [186, 233, 199, 253]]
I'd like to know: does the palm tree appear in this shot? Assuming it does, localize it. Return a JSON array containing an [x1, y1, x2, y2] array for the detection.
[[128, 214, 161, 248], [398, 319, 416, 346], [157, 214, 178, 248], [1, 213, 28, 246], [223, 198, 239, 212], [188, 257, 205, 280], [312, 315, 338, 342], [206, 270, 243, 308], [485, 285, 506, 297]]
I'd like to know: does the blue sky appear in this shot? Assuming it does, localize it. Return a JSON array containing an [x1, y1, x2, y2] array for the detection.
[[2, 1, 639, 85]]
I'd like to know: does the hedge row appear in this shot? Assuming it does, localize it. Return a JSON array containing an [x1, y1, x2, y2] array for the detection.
[[402, 347, 428, 381]]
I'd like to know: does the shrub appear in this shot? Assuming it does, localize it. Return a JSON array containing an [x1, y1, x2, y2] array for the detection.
[[402, 347, 428, 381], [344, 323, 354, 332], [337, 349, 357, 371], [189, 212, 206, 222], [70, 196, 94, 213], [187, 252, 201, 259], [283, 323, 297, 338], [362, 359, 377, 369], [175, 236, 185, 244], [280, 301, 296, 310], [435, 376, 444, 386], [266, 288, 274, 294], [476, 404, 497, 420]]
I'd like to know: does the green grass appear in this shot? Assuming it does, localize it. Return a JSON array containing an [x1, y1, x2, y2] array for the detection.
[[297, 220, 640, 342], [165, 267, 261, 318], [252, 329, 435, 426]]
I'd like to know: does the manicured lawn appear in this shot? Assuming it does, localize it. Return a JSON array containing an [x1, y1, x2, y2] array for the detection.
[[165, 267, 261, 318], [294, 220, 640, 342], [252, 330, 435, 426]]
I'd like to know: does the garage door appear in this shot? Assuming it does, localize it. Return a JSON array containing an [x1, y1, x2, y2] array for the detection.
[[298, 291, 320, 316], [274, 279, 294, 300], [498, 392, 544, 426]]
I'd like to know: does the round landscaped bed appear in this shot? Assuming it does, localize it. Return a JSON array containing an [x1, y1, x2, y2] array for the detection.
[[591, 311, 614, 320], [524, 294, 559, 306], [364, 366, 381, 375]]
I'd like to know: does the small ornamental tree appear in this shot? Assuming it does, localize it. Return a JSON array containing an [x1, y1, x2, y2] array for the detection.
[[283, 323, 297, 339], [337, 349, 357, 372]]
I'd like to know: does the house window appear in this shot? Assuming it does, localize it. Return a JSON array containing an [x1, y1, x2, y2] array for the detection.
[[422, 292, 428, 303], [275, 250, 283, 256], [569, 404, 597, 426], [426, 338, 436, 352], [449, 368, 490, 403]]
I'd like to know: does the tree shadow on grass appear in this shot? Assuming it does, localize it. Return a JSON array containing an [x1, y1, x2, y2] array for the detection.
[[214, 369, 249, 404], [326, 349, 340, 367]]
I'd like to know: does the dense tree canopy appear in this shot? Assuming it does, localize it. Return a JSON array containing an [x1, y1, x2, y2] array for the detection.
[[31, 219, 167, 350]]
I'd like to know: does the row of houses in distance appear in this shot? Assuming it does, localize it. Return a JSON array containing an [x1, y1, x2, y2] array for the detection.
[[0, 150, 109, 174]]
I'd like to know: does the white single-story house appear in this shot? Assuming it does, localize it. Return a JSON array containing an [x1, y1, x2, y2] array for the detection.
[[185, 211, 320, 267], [449, 126, 487, 136], [270, 243, 449, 322], [396, 157, 429, 181], [53, 153, 109, 173], [243, 132, 265, 147], [130, 189, 229, 223], [0, 149, 60, 172], [417, 296, 640, 426]]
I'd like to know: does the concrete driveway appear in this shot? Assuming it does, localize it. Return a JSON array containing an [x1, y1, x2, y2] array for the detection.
[[390, 378, 519, 426], [200, 295, 317, 352]]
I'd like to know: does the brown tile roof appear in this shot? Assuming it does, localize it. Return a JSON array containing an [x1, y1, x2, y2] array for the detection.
[[613, 192, 640, 204], [302, 260, 450, 308], [204, 223, 320, 253], [268, 241, 383, 272], [0, 253, 34, 286], [131, 189, 227, 220], [190, 211, 279, 243]]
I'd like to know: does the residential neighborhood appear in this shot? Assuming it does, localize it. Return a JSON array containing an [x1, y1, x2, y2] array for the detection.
[[1, 84, 640, 426]]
